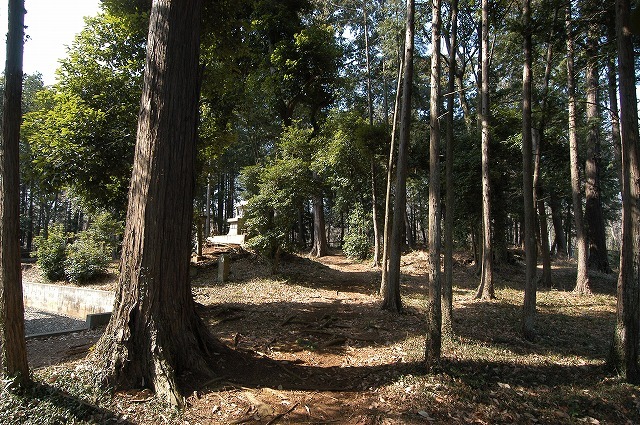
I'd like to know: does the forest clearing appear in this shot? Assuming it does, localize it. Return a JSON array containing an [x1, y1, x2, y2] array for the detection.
[[9, 250, 639, 425], [1, 0, 640, 424]]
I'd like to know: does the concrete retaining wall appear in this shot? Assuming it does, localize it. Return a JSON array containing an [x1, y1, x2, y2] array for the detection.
[[23, 282, 114, 320]]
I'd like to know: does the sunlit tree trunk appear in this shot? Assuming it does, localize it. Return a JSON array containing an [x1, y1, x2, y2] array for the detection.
[[426, 0, 442, 366], [566, 2, 592, 295], [0, 0, 29, 388], [363, 3, 381, 267], [521, 0, 537, 341], [380, 57, 403, 295], [475, 0, 494, 300], [609, 0, 640, 384], [93, 0, 225, 406], [382, 0, 414, 312], [442, 0, 458, 342], [310, 189, 328, 257]]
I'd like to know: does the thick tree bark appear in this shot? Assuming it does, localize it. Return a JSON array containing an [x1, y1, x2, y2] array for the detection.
[[442, 0, 458, 342], [566, 4, 592, 295], [382, 0, 414, 312], [584, 15, 611, 274], [475, 0, 494, 300], [521, 0, 537, 341], [609, 0, 640, 384], [0, 0, 29, 387], [93, 0, 225, 406], [426, 0, 442, 367]]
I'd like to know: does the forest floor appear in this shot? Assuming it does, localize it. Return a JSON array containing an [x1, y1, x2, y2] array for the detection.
[[10, 248, 640, 424]]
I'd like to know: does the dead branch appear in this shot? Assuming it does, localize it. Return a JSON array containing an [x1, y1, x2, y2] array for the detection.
[[266, 402, 300, 425]]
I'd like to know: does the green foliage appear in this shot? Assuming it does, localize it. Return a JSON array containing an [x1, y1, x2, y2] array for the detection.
[[241, 124, 316, 262], [64, 233, 112, 283], [21, 11, 146, 217], [32, 225, 67, 281], [85, 213, 124, 253], [342, 204, 372, 260], [32, 214, 121, 283]]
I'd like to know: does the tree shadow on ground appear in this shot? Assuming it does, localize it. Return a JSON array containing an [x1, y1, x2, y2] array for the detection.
[[5, 382, 128, 424], [209, 251, 429, 298], [198, 300, 426, 355], [187, 345, 639, 424], [453, 298, 615, 360]]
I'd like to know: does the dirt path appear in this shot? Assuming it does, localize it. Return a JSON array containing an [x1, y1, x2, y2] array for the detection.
[[24, 250, 639, 424]]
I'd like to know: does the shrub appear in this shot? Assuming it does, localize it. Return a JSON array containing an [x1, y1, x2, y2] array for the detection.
[[64, 232, 111, 283], [32, 213, 121, 283], [342, 205, 372, 260], [86, 212, 123, 256], [32, 225, 67, 281]]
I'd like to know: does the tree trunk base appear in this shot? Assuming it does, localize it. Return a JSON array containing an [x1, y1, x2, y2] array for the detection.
[[93, 309, 229, 406]]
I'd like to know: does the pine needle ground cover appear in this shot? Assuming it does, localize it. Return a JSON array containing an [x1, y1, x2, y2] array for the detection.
[[8, 250, 639, 424]]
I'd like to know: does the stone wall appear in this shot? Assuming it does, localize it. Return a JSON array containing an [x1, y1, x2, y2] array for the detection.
[[23, 282, 114, 319]]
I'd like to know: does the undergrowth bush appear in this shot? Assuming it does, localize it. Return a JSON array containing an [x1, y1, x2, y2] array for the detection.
[[32, 213, 122, 284], [32, 225, 67, 281], [342, 205, 372, 260], [64, 233, 112, 283]]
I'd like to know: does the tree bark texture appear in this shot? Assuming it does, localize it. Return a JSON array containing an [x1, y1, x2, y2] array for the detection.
[[584, 16, 611, 274], [382, 0, 414, 312], [475, 0, 494, 300], [426, 0, 442, 367], [0, 0, 29, 386], [310, 191, 328, 257], [566, 4, 592, 295], [442, 0, 458, 342], [609, 0, 640, 384], [93, 0, 224, 406], [380, 56, 403, 296], [521, 0, 537, 341]]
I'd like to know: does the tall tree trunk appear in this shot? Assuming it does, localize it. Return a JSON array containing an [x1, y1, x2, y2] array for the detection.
[[382, 0, 414, 312], [380, 56, 403, 295], [426, 0, 442, 367], [26, 186, 34, 254], [442, 0, 458, 342], [93, 0, 224, 406], [550, 191, 568, 257], [534, 8, 557, 285], [0, 0, 29, 387], [533, 129, 552, 287], [310, 190, 328, 257], [584, 14, 611, 274], [217, 173, 224, 234], [363, 3, 381, 267], [521, 0, 537, 340], [566, 3, 592, 295], [475, 0, 494, 300], [606, 13, 622, 187], [205, 174, 211, 238], [609, 0, 640, 384]]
